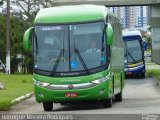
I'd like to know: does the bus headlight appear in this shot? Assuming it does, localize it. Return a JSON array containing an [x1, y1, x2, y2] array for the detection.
[[42, 82, 50, 87], [91, 75, 110, 84], [34, 79, 50, 87]]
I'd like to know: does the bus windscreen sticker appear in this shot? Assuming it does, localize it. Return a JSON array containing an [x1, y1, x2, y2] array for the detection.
[[100, 57, 105, 62], [42, 26, 62, 31], [71, 61, 78, 68]]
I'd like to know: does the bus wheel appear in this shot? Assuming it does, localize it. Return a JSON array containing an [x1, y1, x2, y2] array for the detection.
[[43, 102, 53, 111], [141, 73, 145, 78], [115, 92, 122, 102], [102, 98, 112, 108]]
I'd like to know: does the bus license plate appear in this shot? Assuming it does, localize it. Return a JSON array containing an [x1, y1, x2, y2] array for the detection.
[[65, 93, 78, 98]]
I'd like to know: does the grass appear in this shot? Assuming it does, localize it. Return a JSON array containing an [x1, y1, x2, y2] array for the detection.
[[0, 74, 33, 110], [146, 69, 160, 81]]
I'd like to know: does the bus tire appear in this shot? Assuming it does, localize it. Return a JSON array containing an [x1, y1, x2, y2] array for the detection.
[[102, 98, 112, 108], [141, 73, 145, 78], [43, 102, 53, 111], [115, 92, 122, 102]]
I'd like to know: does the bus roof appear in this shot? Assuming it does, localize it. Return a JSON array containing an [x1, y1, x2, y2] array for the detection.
[[122, 29, 142, 37], [34, 5, 113, 24]]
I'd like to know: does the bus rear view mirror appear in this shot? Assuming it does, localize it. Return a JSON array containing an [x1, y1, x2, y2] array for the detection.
[[143, 40, 147, 51], [106, 23, 113, 45], [23, 27, 33, 51]]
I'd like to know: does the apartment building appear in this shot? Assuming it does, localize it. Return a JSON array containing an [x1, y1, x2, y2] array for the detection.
[[108, 6, 150, 29]]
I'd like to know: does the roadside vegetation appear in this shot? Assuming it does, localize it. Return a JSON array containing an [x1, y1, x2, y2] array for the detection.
[[146, 69, 160, 81], [0, 74, 33, 110], [0, 0, 54, 74]]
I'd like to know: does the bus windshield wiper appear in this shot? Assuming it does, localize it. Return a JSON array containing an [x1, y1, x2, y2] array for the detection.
[[74, 48, 90, 75], [127, 51, 136, 63], [51, 49, 64, 76]]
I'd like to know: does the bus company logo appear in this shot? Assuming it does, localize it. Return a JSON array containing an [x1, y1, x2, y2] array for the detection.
[[68, 84, 74, 89], [60, 79, 81, 83], [60, 73, 79, 76]]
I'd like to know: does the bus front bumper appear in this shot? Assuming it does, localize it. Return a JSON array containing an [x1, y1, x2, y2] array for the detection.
[[34, 80, 111, 103], [125, 65, 145, 75]]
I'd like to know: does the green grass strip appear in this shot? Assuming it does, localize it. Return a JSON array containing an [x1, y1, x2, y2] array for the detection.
[[0, 74, 33, 110], [146, 69, 160, 81]]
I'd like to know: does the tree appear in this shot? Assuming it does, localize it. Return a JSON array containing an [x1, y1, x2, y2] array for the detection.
[[0, 15, 32, 73], [1, 0, 54, 24], [146, 27, 152, 50], [0, 16, 6, 63], [16, 0, 54, 24], [0, 0, 55, 73], [0, 0, 3, 5], [38, 0, 54, 8], [146, 35, 151, 50]]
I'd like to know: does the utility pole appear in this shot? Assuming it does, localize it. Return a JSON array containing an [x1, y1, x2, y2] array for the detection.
[[6, 0, 10, 74]]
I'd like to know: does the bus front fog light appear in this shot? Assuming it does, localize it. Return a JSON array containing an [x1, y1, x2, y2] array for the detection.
[[38, 92, 44, 98], [99, 89, 105, 94]]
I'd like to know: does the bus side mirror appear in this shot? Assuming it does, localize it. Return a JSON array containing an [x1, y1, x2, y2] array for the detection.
[[23, 27, 33, 51], [143, 40, 147, 51], [106, 23, 113, 45]]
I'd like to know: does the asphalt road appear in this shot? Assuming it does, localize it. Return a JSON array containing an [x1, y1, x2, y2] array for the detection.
[[0, 77, 159, 118]]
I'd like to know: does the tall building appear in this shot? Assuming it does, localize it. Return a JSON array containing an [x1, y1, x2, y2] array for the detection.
[[136, 6, 148, 28], [108, 6, 150, 30]]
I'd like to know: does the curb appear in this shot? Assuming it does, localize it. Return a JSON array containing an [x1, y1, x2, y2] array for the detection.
[[11, 92, 34, 105]]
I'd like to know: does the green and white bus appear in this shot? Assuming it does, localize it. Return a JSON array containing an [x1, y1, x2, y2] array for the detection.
[[23, 5, 124, 111]]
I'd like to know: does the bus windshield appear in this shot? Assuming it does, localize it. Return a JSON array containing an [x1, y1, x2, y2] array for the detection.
[[34, 22, 107, 76], [124, 39, 143, 64]]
